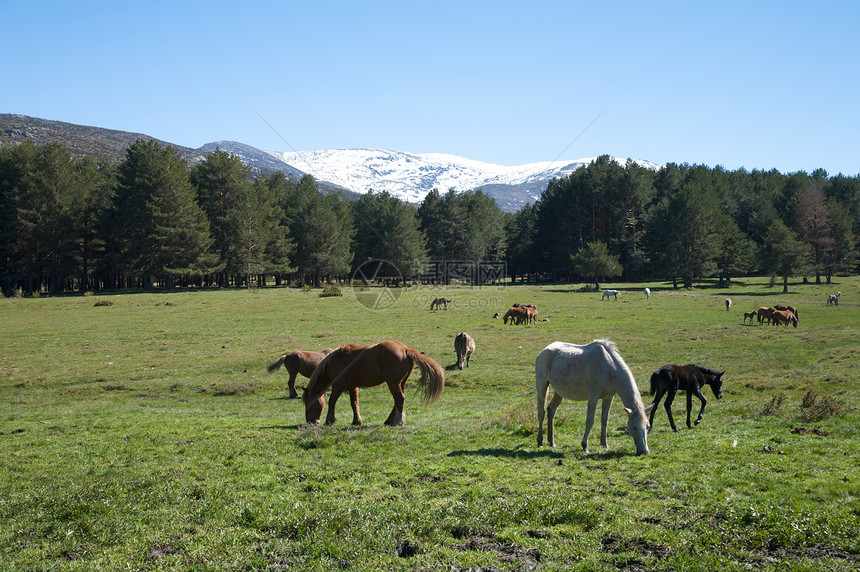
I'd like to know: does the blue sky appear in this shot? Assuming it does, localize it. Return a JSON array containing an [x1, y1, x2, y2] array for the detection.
[[2, 1, 858, 175]]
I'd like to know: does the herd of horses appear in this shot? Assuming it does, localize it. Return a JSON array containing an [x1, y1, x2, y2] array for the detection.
[[267, 291, 731, 455], [742, 304, 799, 328], [265, 287, 848, 453]]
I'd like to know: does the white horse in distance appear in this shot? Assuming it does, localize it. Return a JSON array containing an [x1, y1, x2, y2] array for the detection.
[[602, 289, 619, 301]]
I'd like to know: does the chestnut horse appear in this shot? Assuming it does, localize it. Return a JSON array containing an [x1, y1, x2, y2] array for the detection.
[[757, 306, 774, 325], [743, 311, 757, 325], [267, 348, 333, 398], [649, 364, 724, 432], [771, 309, 798, 327], [773, 304, 798, 322], [303, 340, 444, 426]]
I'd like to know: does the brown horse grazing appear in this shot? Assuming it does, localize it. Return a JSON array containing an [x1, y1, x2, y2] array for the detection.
[[267, 349, 334, 398], [743, 311, 758, 325], [649, 364, 724, 432], [454, 332, 476, 369], [773, 304, 798, 322], [303, 341, 444, 426], [430, 297, 449, 310], [757, 306, 775, 325], [771, 309, 798, 327]]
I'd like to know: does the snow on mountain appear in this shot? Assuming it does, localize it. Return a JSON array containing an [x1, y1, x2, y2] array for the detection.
[[266, 148, 660, 210]]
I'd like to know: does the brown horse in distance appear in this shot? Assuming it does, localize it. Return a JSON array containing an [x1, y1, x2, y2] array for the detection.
[[773, 304, 798, 321], [454, 332, 476, 369], [267, 349, 333, 398], [303, 340, 444, 426], [757, 307, 775, 325], [771, 309, 798, 327]]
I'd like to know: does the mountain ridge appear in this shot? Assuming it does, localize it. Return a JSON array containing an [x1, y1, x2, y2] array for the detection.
[[0, 114, 660, 210]]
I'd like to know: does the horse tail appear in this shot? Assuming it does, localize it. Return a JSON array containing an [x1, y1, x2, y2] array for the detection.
[[267, 355, 286, 374], [406, 348, 445, 404], [649, 370, 659, 396], [302, 349, 338, 405]]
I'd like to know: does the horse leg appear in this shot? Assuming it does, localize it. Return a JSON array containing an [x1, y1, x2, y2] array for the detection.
[[384, 377, 407, 426], [649, 388, 665, 429], [581, 395, 599, 452], [664, 389, 679, 432], [348, 387, 362, 426], [546, 393, 563, 448], [287, 370, 299, 399], [599, 396, 614, 449], [693, 388, 708, 426], [536, 378, 550, 447], [325, 388, 343, 425], [686, 390, 694, 428]]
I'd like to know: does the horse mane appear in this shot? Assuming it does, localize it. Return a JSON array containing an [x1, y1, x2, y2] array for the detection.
[[691, 364, 721, 377], [594, 339, 646, 412], [302, 346, 343, 404]]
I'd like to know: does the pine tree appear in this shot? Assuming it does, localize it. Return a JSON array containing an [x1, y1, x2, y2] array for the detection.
[[112, 139, 218, 288], [352, 190, 427, 281]]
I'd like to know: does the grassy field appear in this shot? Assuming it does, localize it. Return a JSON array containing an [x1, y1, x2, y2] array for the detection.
[[1, 278, 858, 571]]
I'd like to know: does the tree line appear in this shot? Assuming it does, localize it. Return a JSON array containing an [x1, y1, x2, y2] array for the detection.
[[1, 139, 857, 296]]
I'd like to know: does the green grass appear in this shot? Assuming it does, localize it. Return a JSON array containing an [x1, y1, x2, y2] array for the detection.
[[1, 278, 859, 570]]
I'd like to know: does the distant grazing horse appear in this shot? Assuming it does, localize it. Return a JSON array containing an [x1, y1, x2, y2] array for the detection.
[[454, 332, 476, 370], [644, 287, 650, 299], [303, 340, 444, 426], [503, 306, 529, 325], [743, 311, 757, 325], [771, 309, 798, 327], [536, 340, 651, 455], [430, 297, 450, 310], [773, 304, 798, 322], [649, 364, 724, 432], [826, 292, 842, 306], [602, 290, 619, 301], [267, 348, 334, 398], [725, 298, 732, 311], [757, 306, 775, 325]]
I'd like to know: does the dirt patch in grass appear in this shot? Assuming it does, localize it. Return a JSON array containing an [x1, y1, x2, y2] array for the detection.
[[453, 533, 541, 569], [752, 544, 860, 566], [601, 533, 670, 559], [791, 426, 831, 436]]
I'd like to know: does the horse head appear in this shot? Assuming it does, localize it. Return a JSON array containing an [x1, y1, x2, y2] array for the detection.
[[625, 407, 650, 455], [711, 372, 725, 399], [302, 387, 325, 424]]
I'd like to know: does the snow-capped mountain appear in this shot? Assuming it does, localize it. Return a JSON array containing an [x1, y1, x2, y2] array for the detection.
[[266, 148, 660, 210]]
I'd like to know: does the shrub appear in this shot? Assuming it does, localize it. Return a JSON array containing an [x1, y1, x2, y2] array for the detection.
[[799, 389, 844, 421], [319, 286, 343, 298], [761, 393, 786, 416]]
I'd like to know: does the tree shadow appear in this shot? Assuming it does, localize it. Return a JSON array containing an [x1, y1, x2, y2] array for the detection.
[[261, 424, 301, 431]]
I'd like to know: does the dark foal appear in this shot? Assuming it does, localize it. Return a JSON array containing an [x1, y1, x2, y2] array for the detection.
[[649, 364, 724, 431]]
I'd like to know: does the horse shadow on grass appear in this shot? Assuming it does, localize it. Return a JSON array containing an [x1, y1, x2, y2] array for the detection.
[[448, 447, 635, 460], [448, 447, 563, 460]]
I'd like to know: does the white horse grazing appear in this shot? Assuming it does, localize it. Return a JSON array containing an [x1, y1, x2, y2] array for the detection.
[[644, 287, 650, 299], [536, 340, 651, 455], [602, 289, 619, 301], [725, 298, 732, 311]]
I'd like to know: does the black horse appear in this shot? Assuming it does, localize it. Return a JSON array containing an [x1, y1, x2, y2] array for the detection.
[[649, 364, 724, 432]]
